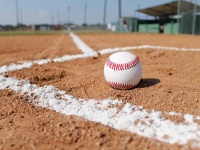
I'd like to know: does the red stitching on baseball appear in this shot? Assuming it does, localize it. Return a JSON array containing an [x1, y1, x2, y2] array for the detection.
[[106, 56, 139, 71], [106, 81, 135, 89]]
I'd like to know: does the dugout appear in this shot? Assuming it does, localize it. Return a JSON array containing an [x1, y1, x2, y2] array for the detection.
[[137, 18, 178, 34], [137, 0, 200, 34]]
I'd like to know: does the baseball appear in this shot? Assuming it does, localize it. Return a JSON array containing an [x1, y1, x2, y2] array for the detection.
[[104, 51, 142, 90]]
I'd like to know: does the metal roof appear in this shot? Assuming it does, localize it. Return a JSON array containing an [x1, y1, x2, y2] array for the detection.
[[137, 0, 200, 17]]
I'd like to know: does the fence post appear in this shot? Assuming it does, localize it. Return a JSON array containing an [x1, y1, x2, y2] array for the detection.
[[177, 0, 181, 34], [192, 0, 197, 35]]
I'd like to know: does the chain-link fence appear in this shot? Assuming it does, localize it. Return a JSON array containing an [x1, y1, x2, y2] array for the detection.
[[178, 0, 200, 34]]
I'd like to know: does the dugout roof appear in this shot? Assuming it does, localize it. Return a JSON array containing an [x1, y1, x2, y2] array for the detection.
[[137, 0, 200, 17]]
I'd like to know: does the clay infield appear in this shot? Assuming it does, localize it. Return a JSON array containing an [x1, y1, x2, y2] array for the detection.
[[0, 32, 200, 150]]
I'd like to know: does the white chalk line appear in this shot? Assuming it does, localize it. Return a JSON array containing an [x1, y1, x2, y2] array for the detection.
[[0, 75, 199, 148], [0, 33, 200, 147], [69, 32, 94, 53], [99, 45, 200, 54], [1, 45, 200, 74]]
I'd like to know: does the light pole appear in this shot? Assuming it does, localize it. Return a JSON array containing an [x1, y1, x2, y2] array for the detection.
[[103, 0, 107, 28], [68, 6, 70, 25], [84, 3, 87, 25], [192, 0, 197, 34], [57, 11, 60, 25], [19, 9, 23, 30], [119, 0, 121, 19], [16, 0, 19, 26], [177, 0, 181, 34]]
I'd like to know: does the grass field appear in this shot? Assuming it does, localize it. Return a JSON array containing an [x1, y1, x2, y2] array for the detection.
[[0, 29, 126, 36], [0, 30, 65, 36]]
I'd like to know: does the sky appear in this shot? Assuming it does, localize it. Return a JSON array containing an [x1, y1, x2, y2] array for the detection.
[[0, 0, 199, 26]]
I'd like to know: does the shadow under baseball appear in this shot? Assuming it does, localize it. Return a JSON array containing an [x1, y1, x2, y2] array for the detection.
[[136, 78, 161, 88]]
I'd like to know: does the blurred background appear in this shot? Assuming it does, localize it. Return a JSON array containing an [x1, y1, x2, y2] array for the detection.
[[0, 0, 200, 35]]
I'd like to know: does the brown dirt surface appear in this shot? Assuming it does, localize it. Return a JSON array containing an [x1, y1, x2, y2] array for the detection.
[[78, 33, 200, 50], [1, 33, 200, 150], [0, 90, 174, 150], [0, 34, 81, 66]]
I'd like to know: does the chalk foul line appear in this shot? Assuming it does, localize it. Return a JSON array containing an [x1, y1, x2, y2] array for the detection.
[[69, 32, 94, 53], [0, 75, 199, 148], [1, 45, 200, 74]]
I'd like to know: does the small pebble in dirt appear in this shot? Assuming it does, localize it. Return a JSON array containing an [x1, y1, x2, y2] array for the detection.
[[8, 119, 13, 123], [165, 89, 172, 93], [168, 72, 173, 75], [3, 73, 9, 77], [93, 52, 101, 59], [96, 132, 106, 138], [123, 135, 133, 144], [33, 76, 39, 82], [57, 123, 63, 127], [95, 141, 103, 147]]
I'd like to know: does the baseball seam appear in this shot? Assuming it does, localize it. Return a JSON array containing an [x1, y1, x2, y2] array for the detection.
[[106, 56, 139, 71], [106, 81, 135, 89]]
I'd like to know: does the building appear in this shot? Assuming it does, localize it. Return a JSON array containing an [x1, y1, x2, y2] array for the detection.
[[116, 0, 200, 35]]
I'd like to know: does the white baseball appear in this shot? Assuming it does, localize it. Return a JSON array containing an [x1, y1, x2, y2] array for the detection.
[[104, 51, 142, 90]]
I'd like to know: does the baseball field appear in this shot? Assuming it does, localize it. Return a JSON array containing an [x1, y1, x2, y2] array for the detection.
[[0, 31, 200, 150]]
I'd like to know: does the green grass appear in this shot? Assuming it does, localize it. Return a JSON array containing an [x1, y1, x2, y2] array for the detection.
[[0, 30, 112, 36], [0, 29, 114, 36], [0, 30, 66, 36]]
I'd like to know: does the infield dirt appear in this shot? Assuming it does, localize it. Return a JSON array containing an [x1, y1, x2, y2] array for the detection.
[[0, 33, 200, 150]]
